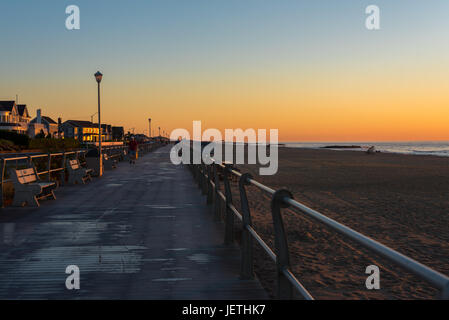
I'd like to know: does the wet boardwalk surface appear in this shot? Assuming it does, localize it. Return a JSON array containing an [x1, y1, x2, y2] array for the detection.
[[0, 146, 268, 299]]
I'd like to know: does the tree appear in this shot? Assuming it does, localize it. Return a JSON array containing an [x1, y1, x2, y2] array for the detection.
[[36, 129, 46, 139]]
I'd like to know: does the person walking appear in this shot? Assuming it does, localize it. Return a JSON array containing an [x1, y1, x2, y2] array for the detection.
[[128, 136, 138, 164]]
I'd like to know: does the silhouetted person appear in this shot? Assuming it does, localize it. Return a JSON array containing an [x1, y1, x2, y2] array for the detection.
[[128, 137, 138, 164]]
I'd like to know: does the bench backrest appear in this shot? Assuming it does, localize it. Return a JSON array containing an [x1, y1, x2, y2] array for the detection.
[[15, 168, 38, 184], [69, 159, 80, 170]]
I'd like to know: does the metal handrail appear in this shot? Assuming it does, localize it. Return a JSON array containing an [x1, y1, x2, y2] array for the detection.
[[189, 161, 313, 299], [189, 159, 449, 300], [284, 196, 449, 291]]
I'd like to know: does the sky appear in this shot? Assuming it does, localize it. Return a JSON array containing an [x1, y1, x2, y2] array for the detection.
[[1, 0, 449, 142]]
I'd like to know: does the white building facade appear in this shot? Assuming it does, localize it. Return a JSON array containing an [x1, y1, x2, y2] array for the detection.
[[0, 101, 30, 134]]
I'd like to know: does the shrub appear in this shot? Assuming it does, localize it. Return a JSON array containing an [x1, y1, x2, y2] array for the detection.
[[0, 139, 20, 152], [0, 130, 30, 147], [29, 138, 80, 152], [0, 139, 14, 146]]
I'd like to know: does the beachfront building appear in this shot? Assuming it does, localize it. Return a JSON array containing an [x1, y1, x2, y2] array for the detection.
[[101, 124, 112, 141], [29, 109, 59, 138], [61, 120, 112, 143], [0, 101, 31, 134], [112, 126, 124, 141], [17, 104, 31, 124]]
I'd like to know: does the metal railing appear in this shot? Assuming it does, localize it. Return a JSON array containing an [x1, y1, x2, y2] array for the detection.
[[188, 160, 449, 300], [0, 142, 159, 208]]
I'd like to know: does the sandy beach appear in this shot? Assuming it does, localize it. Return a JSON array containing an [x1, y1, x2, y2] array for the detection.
[[232, 147, 449, 299]]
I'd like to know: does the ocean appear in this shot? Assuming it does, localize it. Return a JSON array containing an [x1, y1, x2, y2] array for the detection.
[[283, 141, 449, 157]]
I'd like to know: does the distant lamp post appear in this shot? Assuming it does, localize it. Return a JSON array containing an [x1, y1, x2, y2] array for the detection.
[[90, 112, 98, 123], [94, 71, 103, 177]]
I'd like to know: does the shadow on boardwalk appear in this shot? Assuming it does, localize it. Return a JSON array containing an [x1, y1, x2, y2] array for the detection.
[[0, 146, 268, 299]]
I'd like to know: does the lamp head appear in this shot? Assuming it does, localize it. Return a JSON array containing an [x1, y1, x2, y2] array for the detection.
[[94, 71, 103, 83]]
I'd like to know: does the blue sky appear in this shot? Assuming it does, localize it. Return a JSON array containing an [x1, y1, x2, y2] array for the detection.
[[2, 0, 447, 82], [1, 1, 449, 140]]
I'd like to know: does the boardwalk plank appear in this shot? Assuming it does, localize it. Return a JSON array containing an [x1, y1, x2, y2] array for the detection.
[[0, 146, 268, 300]]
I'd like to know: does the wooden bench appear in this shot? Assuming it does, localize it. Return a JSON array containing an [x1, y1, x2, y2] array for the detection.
[[66, 159, 93, 185], [9, 168, 57, 207], [85, 153, 118, 176], [103, 154, 117, 170]]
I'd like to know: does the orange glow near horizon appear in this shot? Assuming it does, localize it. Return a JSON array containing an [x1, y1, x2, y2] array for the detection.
[[5, 25, 449, 143], [19, 62, 449, 143], [15, 69, 449, 143]]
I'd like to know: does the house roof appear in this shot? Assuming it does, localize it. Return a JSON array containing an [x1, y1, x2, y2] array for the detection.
[[16, 105, 29, 117], [0, 101, 16, 112], [17, 104, 27, 116], [64, 120, 98, 128], [30, 115, 57, 125], [42, 116, 57, 124]]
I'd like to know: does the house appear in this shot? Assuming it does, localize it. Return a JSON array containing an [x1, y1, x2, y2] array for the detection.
[[17, 105, 31, 123], [0, 101, 30, 134], [61, 120, 106, 143], [112, 126, 124, 141], [101, 124, 112, 141], [29, 109, 59, 138]]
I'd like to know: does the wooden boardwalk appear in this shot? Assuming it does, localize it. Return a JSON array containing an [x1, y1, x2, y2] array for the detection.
[[0, 146, 268, 299]]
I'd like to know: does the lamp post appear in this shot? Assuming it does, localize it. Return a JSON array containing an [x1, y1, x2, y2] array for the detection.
[[95, 71, 103, 177]]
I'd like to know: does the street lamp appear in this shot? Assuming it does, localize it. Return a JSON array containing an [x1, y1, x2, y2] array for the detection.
[[95, 71, 103, 177]]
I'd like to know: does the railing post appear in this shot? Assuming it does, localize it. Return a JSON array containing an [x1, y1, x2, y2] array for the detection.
[[47, 153, 52, 181], [191, 163, 195, 179], [441, 282, 449, 300], [201, 164, 207, 195], [60, 152, 66, 186], [239, 173, 254, 279], [0, 158, 5, 208], [271, 189, 294, 299], [213, 163, 221, 221], [194, 165, 199, 185], [196, 165, 201, 186], [206, 165, 213, 205], [223, 164, 234, 245], [196, 164, 201, 186]]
